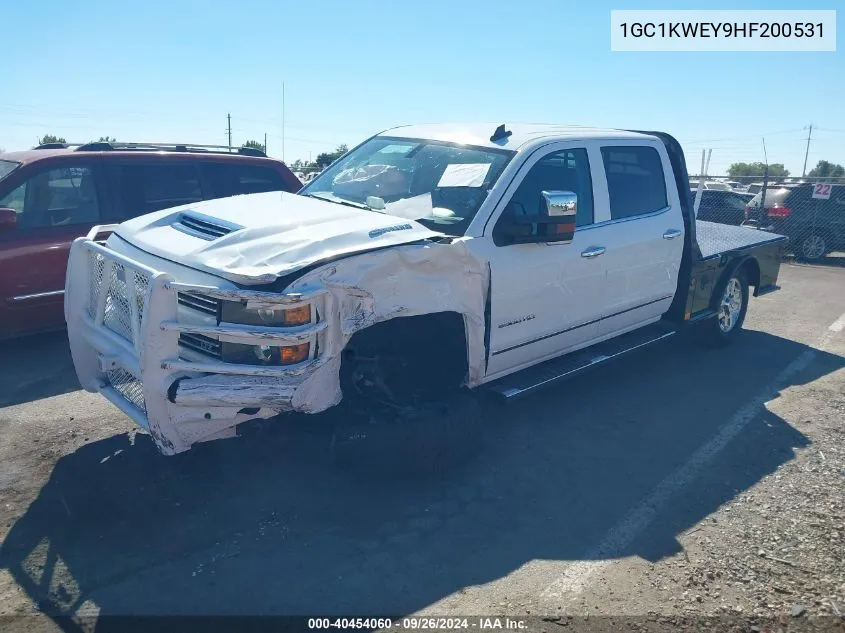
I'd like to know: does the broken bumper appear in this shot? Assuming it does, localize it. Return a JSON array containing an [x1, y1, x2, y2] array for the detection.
[[64, 233, 341, 455]]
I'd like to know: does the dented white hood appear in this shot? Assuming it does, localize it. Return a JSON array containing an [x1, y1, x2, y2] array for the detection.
[[112, 191, 443, 285]]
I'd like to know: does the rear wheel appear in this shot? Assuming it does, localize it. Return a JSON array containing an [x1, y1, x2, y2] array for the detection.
[[698, 269, 749, 347]]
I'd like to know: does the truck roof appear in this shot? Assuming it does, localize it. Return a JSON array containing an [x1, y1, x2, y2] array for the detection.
[[378, 123, 656, 151]]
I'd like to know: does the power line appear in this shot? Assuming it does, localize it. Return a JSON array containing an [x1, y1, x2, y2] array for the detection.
[[681, 128, 805, 144]]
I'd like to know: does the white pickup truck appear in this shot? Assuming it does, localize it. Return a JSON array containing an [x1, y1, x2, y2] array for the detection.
[[64, 124, 787, 459]]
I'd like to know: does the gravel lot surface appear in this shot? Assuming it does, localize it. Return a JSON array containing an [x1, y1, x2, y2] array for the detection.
[[0, 262, 843, 633]]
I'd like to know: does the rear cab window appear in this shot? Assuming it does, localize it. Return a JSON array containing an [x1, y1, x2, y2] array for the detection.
[[601, 146, 668, 219]]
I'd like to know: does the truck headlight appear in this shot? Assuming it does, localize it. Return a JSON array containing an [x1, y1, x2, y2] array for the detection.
[[251, 342, 310, 365], [225, 341, 311, 365], [222, 302, 312, 327], [218, 301, 314, 366]]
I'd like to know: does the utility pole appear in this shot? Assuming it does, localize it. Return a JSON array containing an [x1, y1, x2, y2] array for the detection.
[[264, 132, 267, 155], [802, 124, 813, 178], [227, 113, 232, 148], [281, 82, 286, 162], [760, 137, 769, 213]]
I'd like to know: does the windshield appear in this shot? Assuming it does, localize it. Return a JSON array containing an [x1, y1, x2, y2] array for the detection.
[[301, 137, 514, 236], [0, 160, 21, 183]]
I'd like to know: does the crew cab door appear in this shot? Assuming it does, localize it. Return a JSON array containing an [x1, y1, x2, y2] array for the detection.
[[591, 143, 684, 338], [477, 144, 609, 378]]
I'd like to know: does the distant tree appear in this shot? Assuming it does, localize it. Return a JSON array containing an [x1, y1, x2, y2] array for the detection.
[[242, 139, 266, 153], [37, 134, 67, 146], [97, 136, 117, 143], [806, 160, 845, 179], [727, 162, 789, 180], [315, 144, 348, 169]]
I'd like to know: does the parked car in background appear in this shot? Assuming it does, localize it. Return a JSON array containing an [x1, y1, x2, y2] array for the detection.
[[0, 141, 301, 339], [689, 180, 733, 192], [723, 180, 747, 192], [744, 183, 845, 261], [693, 189, 757, 225]]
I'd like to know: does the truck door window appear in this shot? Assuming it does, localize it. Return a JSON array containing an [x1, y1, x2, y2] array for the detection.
[[601, 146, 668, 220], [496, 149, 594, 240], [0, 166, 100, 229]]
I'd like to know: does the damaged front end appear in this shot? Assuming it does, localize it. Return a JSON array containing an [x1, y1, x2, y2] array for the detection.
[[64, 226, 489, 455], [64, 231, 344, 455]]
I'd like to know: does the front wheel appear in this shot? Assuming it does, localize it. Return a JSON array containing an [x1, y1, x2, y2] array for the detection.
[[697, 269, 749, 347]]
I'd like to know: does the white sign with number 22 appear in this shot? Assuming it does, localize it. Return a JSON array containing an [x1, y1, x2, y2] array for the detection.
[[812, 183, 833, 200]]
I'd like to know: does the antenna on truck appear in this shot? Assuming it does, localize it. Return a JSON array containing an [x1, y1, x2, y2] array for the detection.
[[490, 124, 512, 143]]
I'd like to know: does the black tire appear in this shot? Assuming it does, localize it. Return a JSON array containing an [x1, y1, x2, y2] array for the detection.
[[330, 392, 482, 476], [797, 232, 827, 262], [697, 268, 749, 348]]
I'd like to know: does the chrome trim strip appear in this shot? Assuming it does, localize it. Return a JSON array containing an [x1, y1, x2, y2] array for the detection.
[[161, 319, 328, 344], [9, 289, 65, 302], [161, 356, 325, 377], [491, 294, 673, 356], [577, 205, 672, 233], [499, 331, 676, 399], [165, 282, 327, 305]]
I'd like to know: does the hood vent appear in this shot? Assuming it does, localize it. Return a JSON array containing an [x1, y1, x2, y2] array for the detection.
[[174, 212, 242, 241]]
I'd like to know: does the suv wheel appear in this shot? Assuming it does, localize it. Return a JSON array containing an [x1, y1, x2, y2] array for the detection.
[[799, 233, 826, 262]]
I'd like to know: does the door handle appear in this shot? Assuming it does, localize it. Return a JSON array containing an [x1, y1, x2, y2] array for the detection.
[[580, 246, 606, 258], [663, 229, 682, 240]]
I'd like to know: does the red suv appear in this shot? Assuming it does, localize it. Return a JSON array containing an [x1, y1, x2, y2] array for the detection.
[[0, 142, 301, 339]]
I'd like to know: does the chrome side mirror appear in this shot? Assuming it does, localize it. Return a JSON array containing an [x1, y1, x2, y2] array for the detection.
[[540, 190, 577, 243], [543, 190, 577, 217]]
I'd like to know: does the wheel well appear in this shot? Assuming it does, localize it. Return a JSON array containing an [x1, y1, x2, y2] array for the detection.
[[340, 311, 469, 399], [741, 258, 761, 292]]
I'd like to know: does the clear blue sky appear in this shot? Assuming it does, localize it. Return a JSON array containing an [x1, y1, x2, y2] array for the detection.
[[2, 0, 842, 175]]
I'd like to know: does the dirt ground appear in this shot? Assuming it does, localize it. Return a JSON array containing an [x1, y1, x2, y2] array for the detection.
[[0, 262, 843, 633]]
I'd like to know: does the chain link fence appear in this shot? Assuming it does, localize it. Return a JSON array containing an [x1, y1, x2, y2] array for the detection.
[[689, 175, 845, 263]]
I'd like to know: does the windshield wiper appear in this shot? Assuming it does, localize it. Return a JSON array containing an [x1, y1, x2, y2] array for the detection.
[[302, 192, 371, 210]]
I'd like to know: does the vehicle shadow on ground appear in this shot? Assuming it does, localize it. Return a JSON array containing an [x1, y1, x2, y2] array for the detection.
[[0, 331, 79, 407], [1, 330, 842, 630]]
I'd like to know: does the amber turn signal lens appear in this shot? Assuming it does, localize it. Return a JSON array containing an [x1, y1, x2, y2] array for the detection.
[[282, 305, 311, 326], [279, 343, 310, 365]]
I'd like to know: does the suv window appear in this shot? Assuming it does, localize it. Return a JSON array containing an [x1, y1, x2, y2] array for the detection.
[[0, 165, 100, 229], [601, 146, 668, 220], [499, 149, 594, 232], [232, 165, 287, 195], [717, 192, 749, 211], [203, 163, 287, 197], [118, 163, 203, 216]]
